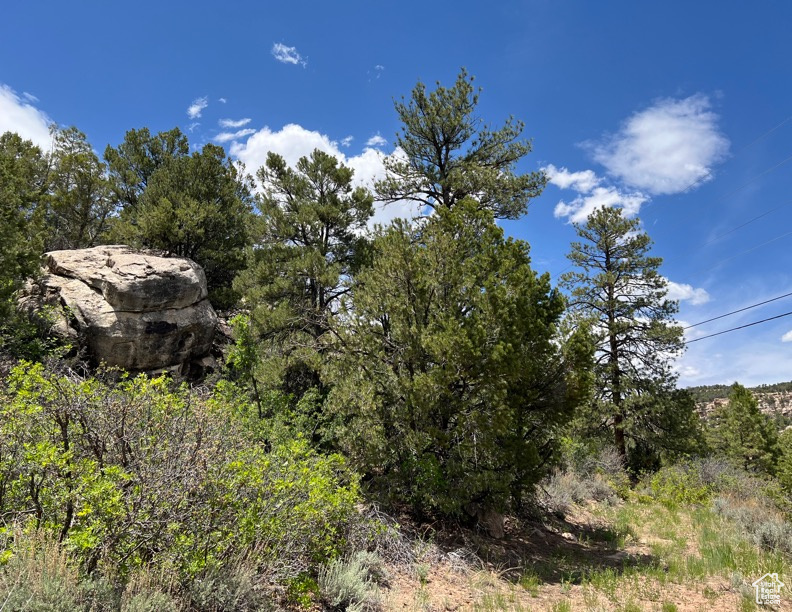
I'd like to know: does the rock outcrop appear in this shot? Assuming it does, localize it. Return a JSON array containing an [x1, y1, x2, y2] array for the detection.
[[20, 246, 217, 375]]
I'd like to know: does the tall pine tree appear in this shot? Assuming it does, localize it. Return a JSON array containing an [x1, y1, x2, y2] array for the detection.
[[561, 206, 693, 471]]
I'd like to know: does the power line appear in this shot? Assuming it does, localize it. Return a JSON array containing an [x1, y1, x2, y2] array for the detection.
[[685, 310, 792, 345], [683, 290, 792, 329], [677, 115, 792, 195], [701, 229, 792, 273]]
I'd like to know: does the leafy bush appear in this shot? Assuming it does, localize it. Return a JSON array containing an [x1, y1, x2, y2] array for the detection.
[[643, 465, 712, 509], [0, 361, 361, 599]]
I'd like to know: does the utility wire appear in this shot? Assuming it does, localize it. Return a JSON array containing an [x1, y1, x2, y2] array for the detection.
[[685, 310, 792, 344], [683, 290, 792, 329], [701, 229, 792, 273]]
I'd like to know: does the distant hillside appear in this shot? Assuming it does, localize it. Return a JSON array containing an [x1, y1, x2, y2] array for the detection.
[[688, 381, 792, 429]]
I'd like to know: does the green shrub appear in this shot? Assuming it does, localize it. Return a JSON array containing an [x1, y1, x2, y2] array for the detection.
[[713, 497, 792, 555], [318, 552, 382, 611], [0, 361, 361, 598], [644, 465, 711, 509], [0, 529, 84, 612]]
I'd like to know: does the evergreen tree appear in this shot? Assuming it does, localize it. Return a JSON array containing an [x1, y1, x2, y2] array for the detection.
[[104, 126, 189, 215], [234, 149, 373, 398], [561, 206, 688, 470], [328, 200, 588, 516], [777, 428, 792, 491], [112, 143, 255, 308], [375, 69, 546, 220], [709, 382, 779, 474], [47, 126, 113, 250], [0, 132, 48, 312]]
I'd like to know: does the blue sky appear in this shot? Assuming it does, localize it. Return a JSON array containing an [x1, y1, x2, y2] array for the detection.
[[2, 1, 792, 387]]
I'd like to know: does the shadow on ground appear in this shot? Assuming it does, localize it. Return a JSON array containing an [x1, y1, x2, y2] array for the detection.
[[427, 509, 658, 586]]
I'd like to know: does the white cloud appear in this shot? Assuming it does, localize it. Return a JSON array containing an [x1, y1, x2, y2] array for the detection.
[[666, 281, 711, 305], [365, 133, 387, 148], [22, 91, 38, 103], [781, 330, 792, 343], [340, 135, 354, 147], [187, 122, 200, 132], [589, 94, 729, 195], [553, 185, 648, 223], [218, 97, 227, 104], [545, 164, 601, 193], [219, 117, 251, 129], [187, 96, 208, 119], [0, 84, 52, 150], [214, 128, 256, 144], [272, 43, 306, 67], [230, 124, 420, 227]]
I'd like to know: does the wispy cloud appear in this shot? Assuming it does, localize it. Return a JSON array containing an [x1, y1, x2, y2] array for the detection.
[[369, 64, 385, 81], [0, 84, 52, 149], [218, 97, 227, 104], [588, 94, 729, 195], [272, 43, 306, 67], [187, 96, 208, 119], [365, 133, 387, 148], [214, 128, 256, 144], [219, 117, 251, 129], [187, 122, 201, 132], [340, 135, 354, 147]]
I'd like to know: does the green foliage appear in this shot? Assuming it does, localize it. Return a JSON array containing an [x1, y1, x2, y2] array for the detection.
[[375, 68, 546, 220], [318, 552, 382, 611], [328, 200, 586, 516], [778, 428, 792, 491], [561, 206, 688, 470], [0, 131, 47, 315], [0, 362, 361, 585], [235, 149, 373, 397], [107, 129, 254, 308], [645, 465, 712, 509], [708, 383, 780, 475], [104, 126, 189, 214], [46, 126, 113, 250]]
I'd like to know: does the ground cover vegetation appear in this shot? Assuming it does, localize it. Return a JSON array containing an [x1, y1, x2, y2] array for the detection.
[[1, 70, 790, 609]]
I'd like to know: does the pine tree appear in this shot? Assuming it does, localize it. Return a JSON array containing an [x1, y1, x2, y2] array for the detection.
[[328, 199, 587, 516], [375, 69, 546, 220], [234, 149, 373, 397], [709, 383, 779, 474], [561, 206, 689, 470]]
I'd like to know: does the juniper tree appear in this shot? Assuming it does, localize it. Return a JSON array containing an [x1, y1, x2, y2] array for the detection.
[[328, 199, 589, 516], [709, 383, 779, 474]]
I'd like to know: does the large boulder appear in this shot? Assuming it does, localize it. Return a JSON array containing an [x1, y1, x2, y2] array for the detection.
[[20, 246, 218, 374]]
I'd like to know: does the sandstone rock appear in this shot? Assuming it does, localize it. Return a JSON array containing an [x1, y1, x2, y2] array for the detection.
[[20, 246, 217, 374]]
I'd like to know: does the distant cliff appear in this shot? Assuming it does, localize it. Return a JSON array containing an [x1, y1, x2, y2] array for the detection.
[[689, 383, 792, 428]]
